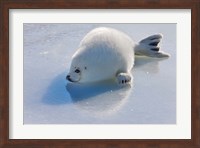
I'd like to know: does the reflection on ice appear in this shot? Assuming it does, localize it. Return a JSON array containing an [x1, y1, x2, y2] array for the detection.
[[42, 73, 132, 116], [67, 81, 132, 116], [66, 80, 131, 100], [134, 56, 168, 73]]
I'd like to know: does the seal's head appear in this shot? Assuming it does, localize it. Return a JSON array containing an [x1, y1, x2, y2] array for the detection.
[[66, 50, 90, 83], [66, 62, 88, 83], [66, 67, 81, 82]]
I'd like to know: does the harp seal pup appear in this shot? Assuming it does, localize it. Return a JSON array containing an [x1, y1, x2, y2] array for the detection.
[[66, 27, 170, 85]]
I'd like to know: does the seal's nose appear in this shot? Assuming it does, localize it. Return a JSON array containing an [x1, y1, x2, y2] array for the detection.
[[66, 75, 70, 80]]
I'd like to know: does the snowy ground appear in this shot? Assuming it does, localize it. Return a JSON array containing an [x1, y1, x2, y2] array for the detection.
[[23, 24, 176, 124]]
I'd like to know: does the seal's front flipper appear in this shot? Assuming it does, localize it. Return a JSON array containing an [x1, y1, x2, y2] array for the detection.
[[116, 73, 132, 85], [135, 34, 170, 58]]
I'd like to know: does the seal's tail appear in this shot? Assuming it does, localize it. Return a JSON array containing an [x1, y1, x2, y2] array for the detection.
[[134, 34, 170, 58]]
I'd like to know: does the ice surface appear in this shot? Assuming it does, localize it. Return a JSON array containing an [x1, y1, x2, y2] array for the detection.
[[24, 24, 176, 124]]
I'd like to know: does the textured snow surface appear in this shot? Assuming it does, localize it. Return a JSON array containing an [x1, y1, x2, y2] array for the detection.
[[24, 24, 176, 124]]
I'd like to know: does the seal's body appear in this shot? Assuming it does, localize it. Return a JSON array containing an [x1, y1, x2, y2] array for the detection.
[[67, 27, 169, 85]]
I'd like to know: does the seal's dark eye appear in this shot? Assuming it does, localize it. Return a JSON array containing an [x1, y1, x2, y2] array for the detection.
[[75, 69, 80, 73]]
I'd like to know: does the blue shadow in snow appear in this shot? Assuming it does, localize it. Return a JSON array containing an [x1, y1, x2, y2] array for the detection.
[[42, 72, 129, 105], [66, 80, 130, 102], [41, 73, 72, 105]]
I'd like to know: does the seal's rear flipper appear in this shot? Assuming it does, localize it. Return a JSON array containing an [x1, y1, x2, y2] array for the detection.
[[135, 34, 170, 58]]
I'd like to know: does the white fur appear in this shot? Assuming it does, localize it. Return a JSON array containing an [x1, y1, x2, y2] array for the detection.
[[67, 27, 169, 84], [68, 27, 134, 83]]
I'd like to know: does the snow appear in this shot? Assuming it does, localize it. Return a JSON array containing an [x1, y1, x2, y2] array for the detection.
[[23, 23, 176, 124]]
